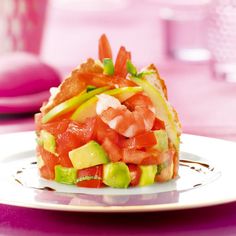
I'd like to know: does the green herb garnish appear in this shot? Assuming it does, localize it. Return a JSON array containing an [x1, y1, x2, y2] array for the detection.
[[86, 85, 97, 92], [103, 58, 114, 75], [126, 60, 137, 76]]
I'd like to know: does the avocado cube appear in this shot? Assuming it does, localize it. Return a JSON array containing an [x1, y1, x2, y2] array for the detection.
[[40, 130, 57, 155], [139, 165, 157, 187], [153, 130, 168, 152], [55, 165, 77, 184], [69, 141, 109, 170], [103, 162, 131, 188]]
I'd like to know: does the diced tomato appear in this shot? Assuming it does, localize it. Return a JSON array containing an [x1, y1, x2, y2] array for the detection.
[[122, 147, 172, 165], [56, 118, 96, 167], [140, 156, 160, 165], [67, 118, 96, 144], [128, 164, 141, 187], [56, 132, 79, 168], [114, 46, 131, 78], [56, 124, 83, 167], [78, 165, 103, 177], [38, 146, 59, 179], [95, 117, 120, 145], [102, 138, 122, 162], [152, 117, 165, 130], [121, 131, 157, 149], [40, 165, 55, 180], [77, 165, 104, 188], [41, 119, 70, 136], [144, 148, 173, 165], [122, 149, 152, 165], [99, 34, 113, 61]]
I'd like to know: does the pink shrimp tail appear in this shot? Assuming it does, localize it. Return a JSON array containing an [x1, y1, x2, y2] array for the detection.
[[97, 94, 155, 138]]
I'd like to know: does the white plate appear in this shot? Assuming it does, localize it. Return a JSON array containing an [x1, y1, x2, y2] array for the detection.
[[0, 131, 236, 213]]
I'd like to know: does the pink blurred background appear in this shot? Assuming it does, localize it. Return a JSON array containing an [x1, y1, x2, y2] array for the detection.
[[0, 0, 236, 141]]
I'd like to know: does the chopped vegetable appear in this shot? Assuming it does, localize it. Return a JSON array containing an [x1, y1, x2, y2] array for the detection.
[[77, 165, 103, 188], [126, 60, 137, 76], [103, 58, 114, 75], [99, 34, 113, 60], [35, 34, 181, 188], [86, 85, 97, 92], [114, 46, 131, 78], [55, 165, 77, 184]]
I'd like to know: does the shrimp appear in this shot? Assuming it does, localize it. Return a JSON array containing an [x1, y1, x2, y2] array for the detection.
[[96, 93, 156, 138]]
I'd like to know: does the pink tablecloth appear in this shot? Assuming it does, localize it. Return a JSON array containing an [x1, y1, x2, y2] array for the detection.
[[1, 202, 236, 236]]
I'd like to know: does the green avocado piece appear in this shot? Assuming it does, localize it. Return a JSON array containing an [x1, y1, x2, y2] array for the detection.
[[130, 76, 180, 151], [139, 165, 157, 187], [154, 130, 168, 152], [55, 165, 77, 184], [69, 141, 109, 170], [40, 130, 57, 155], [42, 86, 109, 124], [103, 162, 131, 188], [106, 86, 143, 103], [71, 86, 143, 122]]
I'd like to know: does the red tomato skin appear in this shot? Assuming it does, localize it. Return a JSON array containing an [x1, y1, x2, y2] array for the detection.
[[41, 119, 70, 136], [122, 149, 151, 165], [56, 118, 96, 167], [37, 146, 59, 180], [152, 118, 166, 130], [102, 138, 122, 162], [99, 34, 113, 60], [78, 165, 103, 177], [56, 129, 82, 168], [122, 148, 171, 166], [39, 165, 55, 180], [77, 165, 104, 188], [140, 156, 160, 165], [95, 117, 120, 145], [128, 164, 141, 187], [65, 118, 96, 144], [38, 146, 59, 169], [121, 132, 157, 149]]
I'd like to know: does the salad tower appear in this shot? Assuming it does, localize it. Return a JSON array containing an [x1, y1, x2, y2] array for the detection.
[[35, 34, 181, 188]]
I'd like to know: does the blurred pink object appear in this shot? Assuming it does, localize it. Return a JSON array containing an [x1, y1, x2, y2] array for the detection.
[[0, 52, 61, 113], [207, 0, 236, 82], [0, 0, 48, 54], [158, 0, 211, 62]]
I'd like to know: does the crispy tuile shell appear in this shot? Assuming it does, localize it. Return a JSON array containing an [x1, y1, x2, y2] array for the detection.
[[142, 64, 181, 136], [40, 59, 103, 114], [142, 64, 168, 99]]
